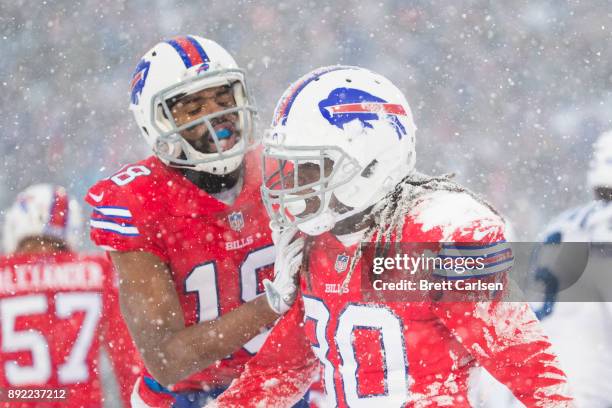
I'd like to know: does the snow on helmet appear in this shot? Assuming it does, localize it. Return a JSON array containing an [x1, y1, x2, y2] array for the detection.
[[129, 35, 257, 174], [2, 184, 83, 253], [261, 66, 417, 235]]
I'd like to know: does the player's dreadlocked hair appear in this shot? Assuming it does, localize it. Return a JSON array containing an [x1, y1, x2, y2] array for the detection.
[[300, 235, 316, 291], [339, 172, 504, 290]]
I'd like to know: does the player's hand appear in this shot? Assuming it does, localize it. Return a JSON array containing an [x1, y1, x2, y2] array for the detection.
[[269, 221, 284, 245], [264, 227, 304, 314]]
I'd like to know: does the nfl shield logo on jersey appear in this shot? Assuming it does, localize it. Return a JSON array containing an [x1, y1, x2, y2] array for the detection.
[[335, 254, 350, 273], [228, 211, 245, 231]]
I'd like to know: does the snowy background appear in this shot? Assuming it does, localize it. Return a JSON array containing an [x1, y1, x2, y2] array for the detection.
[[1, 0, 611, 239]]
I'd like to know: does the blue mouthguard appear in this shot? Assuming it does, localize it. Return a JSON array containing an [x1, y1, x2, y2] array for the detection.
[[217, 128, 232, 140]]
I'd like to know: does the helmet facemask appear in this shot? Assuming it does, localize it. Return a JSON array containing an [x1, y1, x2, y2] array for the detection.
[[261, 131, 363, 235], [149, 68, 257, 174]]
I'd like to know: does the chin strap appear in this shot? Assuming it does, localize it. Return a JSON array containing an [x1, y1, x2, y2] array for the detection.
[[181, 165, 243, 193]]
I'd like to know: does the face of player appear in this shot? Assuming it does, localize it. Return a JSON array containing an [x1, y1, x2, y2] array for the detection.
[[170, 85, 240, 154], [287, 159, 346, 218], [595, 186, 612, 201]]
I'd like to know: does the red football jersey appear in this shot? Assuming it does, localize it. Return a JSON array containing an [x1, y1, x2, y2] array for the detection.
[[0, 251, 139, 408], [213, 190, 573, 408], [85, 152, 275, 404]]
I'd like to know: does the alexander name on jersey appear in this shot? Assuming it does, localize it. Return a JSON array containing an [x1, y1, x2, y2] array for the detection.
[[0, 258, 104, 294]]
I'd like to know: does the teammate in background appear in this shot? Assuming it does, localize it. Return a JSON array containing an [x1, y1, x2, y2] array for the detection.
[[212, 66, 573, 407], [0, 184, 139, 407], [86, 36, 303, 407]]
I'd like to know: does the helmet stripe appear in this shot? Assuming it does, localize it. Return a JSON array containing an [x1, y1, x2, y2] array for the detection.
[[166, 38, 192, 67], [186, 35, 210, 63], [327, 102, 407, 116], [174, 36, 203, 66], [48, 187, 69, 230], [273, 66, 356, 126], [166, 36, 204, 68]]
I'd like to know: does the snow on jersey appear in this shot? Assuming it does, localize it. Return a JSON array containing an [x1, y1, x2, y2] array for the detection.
[[85, 152, 275, 399], [213, 190, 572, 408], [0, 252, 139, 408]]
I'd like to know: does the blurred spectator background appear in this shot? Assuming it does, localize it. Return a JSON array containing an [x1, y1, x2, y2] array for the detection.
[[1, 0, 611, 241]]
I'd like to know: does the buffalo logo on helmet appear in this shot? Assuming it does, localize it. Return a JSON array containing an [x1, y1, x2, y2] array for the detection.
[[130, 59, 151, 105], [318, 87, 408, 140], [196, 62, 210, 74], [334, 253, 350, 273], [228, 211, 245, 232]]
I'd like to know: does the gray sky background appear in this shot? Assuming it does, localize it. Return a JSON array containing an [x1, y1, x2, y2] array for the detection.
[[2, 0, 611, 241]]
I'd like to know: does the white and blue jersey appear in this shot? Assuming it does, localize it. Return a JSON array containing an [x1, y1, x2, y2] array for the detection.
[[531, 200, 612, 408], [473, 200, 612, 408]]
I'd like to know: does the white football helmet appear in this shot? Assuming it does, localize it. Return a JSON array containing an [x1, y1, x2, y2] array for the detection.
[[129, 35, 257, 174], [2, 184, 83, 253], [587, 130, 612, 191], [261, 66, 417, 235]]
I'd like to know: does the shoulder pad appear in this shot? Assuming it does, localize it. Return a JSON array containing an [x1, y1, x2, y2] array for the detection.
[[409, 190, 505, 242]]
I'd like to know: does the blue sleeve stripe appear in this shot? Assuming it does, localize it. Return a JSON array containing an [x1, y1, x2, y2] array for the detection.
[[438, 243, 512, 259], [433, 266, 512, 279], [438, 247, 512, 261], [94, 206, 133, 219], [441, 241, 505, 250]]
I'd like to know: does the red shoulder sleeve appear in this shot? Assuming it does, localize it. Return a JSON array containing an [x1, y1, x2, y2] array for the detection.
[[97, 256, 143, 406], [85, 164, 168, 262], [212, 297, 319, 408]]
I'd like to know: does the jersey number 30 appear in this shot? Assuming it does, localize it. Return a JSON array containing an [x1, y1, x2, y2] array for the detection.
[[304, 296, 409, 407]]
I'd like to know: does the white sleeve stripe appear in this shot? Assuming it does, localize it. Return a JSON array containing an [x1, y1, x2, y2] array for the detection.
[[94, 207, 133, 218], [90, 219, 139, 236]]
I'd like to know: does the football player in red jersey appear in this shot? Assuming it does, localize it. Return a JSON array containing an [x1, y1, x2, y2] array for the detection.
[[211, 66, 575, 407], [86, 36, 308, 407], [0, 184, 139, 407]]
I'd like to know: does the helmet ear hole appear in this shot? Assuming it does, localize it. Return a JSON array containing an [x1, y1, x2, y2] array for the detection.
[[155, 138, 181, 159], [360, 159, 378, 178], [142, 127, 149, 136]]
